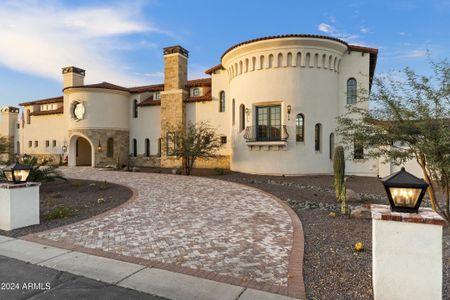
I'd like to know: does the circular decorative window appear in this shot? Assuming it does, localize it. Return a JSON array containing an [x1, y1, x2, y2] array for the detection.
[[71, 101, 85, 121]]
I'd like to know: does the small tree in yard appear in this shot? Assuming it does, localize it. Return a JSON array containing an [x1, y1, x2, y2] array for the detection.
[[337, 59, 450, 221], [165, 121, 222, 175]]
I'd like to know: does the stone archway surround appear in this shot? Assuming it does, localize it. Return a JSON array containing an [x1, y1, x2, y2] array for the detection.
[[68, 129, 129, 168]]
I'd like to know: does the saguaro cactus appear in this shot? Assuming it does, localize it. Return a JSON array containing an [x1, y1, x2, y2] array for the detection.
[[333, 145, 345, 202]]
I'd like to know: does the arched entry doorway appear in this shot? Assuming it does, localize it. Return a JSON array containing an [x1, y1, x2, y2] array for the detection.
[[68, 134, 94, 167]]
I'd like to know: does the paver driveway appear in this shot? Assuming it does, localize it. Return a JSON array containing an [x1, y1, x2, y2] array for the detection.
[[25, 167, 304, 298]]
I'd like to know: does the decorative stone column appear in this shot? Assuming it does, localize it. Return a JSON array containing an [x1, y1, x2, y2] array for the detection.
[[0, 182, 40, 230], [371, 204, 446, 300], [160, 45, 188, 169]]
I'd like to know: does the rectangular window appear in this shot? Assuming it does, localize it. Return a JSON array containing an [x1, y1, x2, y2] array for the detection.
[[354, 141, 364, 159], [34, 141, 38, 147], [221, 136, 227, 144], [52, 140, 56, 147], [45, 140, 49, 147], [28, 141, 32, 148], [155, 92, 161, 100], [256, 105, 281, 141], [193, 88, 200, 96]]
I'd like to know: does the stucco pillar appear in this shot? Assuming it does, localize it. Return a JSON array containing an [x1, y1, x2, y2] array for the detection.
[[371, 204, 446, 300], [0, 183, 40, 230]]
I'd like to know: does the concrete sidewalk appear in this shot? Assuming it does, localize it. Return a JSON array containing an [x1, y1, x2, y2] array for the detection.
[[0, 235, 300, 300]]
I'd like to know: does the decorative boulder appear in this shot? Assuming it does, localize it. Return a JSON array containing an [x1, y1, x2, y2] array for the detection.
[[346, 188, 361, 201], [350, 206, 372, 219]]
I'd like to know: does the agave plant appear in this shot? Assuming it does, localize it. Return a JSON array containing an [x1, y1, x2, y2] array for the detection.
[[18, 155, 66, 182]]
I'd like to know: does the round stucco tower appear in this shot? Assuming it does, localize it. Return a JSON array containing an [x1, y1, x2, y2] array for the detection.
[[222, 35, 368, 175], [63, 68, 130, 167]]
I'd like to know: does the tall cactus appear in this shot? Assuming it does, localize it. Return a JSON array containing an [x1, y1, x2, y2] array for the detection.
[[333, 145, 345, 202], [333, 145, 349, 214]]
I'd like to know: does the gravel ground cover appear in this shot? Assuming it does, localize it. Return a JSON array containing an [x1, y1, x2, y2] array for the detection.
[[0, 179, 133, 238], [142, 167, 449, 300]]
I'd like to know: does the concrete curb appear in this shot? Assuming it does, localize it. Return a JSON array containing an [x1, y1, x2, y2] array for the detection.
[[0, 235, 302, 300]]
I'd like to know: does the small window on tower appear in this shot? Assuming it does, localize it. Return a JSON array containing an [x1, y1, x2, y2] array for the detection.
[[52, 140, 56, 147], [221, 136, 227, 144], [155, 92, 161, 100], [28, 141, 32, 148], [34, 141, 38, 147], [45, 140, 49, 147], [193, 88, 200, 96]]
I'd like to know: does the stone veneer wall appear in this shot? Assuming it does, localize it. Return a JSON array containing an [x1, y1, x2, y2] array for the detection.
[[0, 136, 15, 163], [194, 155, 230, 169], [69, 129, 129, 168], [131, 155, 161, 167], [160, 50, 188, 169]]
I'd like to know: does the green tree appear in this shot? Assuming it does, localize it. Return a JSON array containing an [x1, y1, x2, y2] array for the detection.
[[337, 59, 450, 221], [164, 121, 222, 175]]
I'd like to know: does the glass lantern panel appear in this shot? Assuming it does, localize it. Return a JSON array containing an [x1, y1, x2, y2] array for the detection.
[[14, 170, 30, 182], [4, 170, 14, 182], [389, 187, 422, 207]]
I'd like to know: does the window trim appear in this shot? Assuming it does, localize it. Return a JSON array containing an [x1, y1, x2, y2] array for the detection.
[[314, 123, 322, 151], [296, 113, 305, 142], [219, 91, 225, 112], [347, 78, 357, 104]]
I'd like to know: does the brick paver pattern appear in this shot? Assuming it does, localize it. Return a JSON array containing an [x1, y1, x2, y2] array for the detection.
[[37, 168, 293, 286]]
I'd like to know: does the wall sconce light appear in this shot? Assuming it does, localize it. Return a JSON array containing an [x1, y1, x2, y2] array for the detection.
[[287, 104, 292, 120], [97, 140, 103, 152]]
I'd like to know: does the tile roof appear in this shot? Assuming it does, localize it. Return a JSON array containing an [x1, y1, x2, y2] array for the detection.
[[19, 96, 63, 107], [185, 78, 211, 88], [205, 64, 224, 75], [129, 84, 164, 93], [29, 106, 64, 116], [63, 81, 129, 92]]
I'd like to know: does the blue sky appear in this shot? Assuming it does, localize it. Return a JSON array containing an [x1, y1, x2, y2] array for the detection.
[[0, 0, 448, 106]]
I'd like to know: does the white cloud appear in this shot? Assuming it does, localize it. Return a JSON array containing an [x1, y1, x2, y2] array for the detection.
[[360, 26, 369, 33], [0, 0, 166, 87], [317, 21, 364, 45], [404, 50, 428, 58], [318, 23, 334, 33]]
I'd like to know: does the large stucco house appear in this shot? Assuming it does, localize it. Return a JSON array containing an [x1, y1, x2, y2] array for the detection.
[[0, 34, 421, 176]]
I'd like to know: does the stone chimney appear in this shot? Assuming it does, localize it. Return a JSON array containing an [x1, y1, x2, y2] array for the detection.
[[160, 45, 189, 168], [163, 45, 188, 90], [62, 66, 85, 89]]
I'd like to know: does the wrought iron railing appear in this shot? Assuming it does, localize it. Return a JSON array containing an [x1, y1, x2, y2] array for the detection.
[[243, 125, 289, 142]]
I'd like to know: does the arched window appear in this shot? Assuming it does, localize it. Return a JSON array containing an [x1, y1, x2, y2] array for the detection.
[[239, 104, 245, 132], [157, 138, 161, 157], [232, 99, 235, 125], [329, 133, 335, 160], [133, 99, 138, 118], [296, 114, 304, 142], [347, 78, 357, 104], [16, 141, 20, 155], [296, 52, 302, 67], [219, 91, 225, 112], [145, 138, 150, 157], [252, 57, 256, 71], [245, 58, 249, 73], [259, 55, 264, 69], [107, 138, 114, 157], [315, 123, 322, 151], [132, 138, 137, 157]]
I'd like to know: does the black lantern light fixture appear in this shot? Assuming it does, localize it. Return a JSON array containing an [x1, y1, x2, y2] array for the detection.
[[287, 104, 292, 120], [381, 167, 429, 213], [2, 163, 31, 184]]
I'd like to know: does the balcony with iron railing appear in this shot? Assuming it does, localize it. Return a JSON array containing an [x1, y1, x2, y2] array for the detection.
[[243, 125, 289, 146]]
